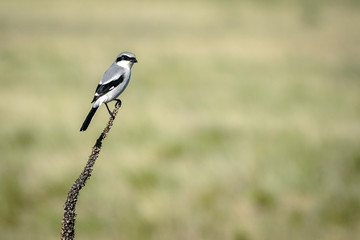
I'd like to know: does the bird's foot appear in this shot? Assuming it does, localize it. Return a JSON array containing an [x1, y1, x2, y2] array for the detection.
[[114, 99, 122, 108]]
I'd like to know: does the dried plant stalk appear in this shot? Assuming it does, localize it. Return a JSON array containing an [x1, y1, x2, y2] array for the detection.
[[61, 101, 122, 240]]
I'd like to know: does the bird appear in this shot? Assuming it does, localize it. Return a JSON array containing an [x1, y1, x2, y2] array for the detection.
[[80, 51, 138, 131]]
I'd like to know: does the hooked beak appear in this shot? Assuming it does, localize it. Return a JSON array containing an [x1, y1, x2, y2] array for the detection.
[[132, 58, 138, 63]]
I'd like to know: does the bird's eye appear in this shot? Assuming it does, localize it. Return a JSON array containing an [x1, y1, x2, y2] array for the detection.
[[116, 55, 132, 62]]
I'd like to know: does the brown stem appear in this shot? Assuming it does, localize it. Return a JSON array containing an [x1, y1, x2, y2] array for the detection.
[[60, 101, 122, 240]]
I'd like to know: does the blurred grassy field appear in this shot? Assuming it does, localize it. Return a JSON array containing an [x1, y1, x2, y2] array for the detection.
[[1, 0, 360, 239]]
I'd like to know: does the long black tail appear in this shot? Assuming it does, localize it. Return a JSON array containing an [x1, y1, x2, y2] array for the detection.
[[80, 107, 98, 131]]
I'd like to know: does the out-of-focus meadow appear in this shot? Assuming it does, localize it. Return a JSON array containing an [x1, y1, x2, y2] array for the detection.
[[1, 0, 360, 239]]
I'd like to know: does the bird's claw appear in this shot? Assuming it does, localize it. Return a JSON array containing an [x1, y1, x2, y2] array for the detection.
[[114, 99, 122, 108]]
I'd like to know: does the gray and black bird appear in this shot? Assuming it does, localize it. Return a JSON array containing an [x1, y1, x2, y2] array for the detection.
[[80, 52, 137, 131]]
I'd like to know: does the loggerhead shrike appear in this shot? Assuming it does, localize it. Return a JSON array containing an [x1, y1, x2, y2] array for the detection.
[[80, 52, 138, 131]]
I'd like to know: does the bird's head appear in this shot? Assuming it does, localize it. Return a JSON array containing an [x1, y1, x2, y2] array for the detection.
[[115, 52, 138, 68]]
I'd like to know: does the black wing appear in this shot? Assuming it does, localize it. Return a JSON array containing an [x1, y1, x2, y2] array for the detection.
[[91, 75, 124, 103]]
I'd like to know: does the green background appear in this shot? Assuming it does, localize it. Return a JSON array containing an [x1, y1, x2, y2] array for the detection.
[[1, 0, 360, 239]]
